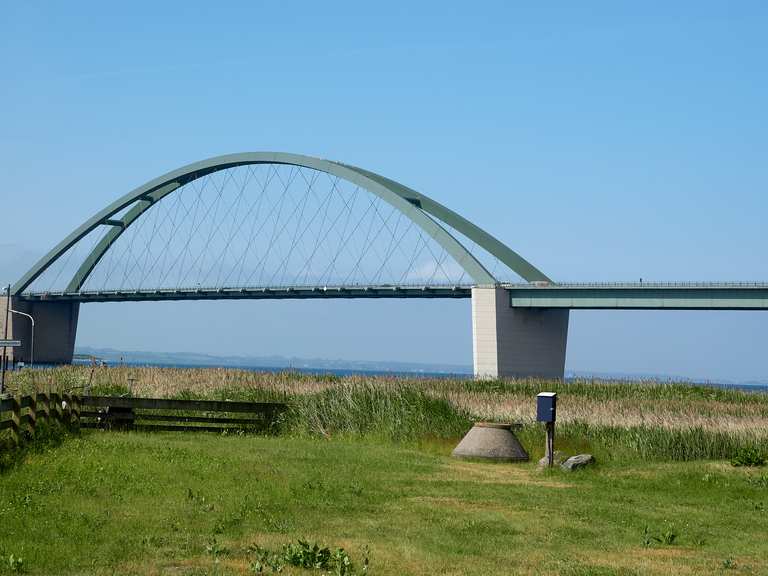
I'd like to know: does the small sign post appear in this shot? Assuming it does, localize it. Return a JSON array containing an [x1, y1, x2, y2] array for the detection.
[[536, 392, 557, 467], [0, 341, 22, 395], [1, 285, 11, 394]]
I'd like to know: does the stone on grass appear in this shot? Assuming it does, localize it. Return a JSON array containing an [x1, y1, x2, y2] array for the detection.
[[537, 450, 566, 468], [560, 454, 595, 471], [451, 422, 529, 462]]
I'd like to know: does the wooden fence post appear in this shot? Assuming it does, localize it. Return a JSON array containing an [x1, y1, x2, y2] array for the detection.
[[50, 392, 60, 425], [71, 395, 80, 428], [28, 393, 37, 435], [64, 393, 75, 428], [62, 393, 72, 428], [39, 392, 50, 425], [43, 392, 50, 424], [10, 396, 21, 446]]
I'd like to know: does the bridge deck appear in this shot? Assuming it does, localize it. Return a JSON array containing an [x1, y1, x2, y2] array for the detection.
[[19, 285, 473, 303], [18, 282, 768, 310], [506, 282, 768, 310]]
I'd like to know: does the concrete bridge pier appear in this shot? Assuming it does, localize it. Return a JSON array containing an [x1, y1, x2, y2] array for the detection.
[[472, 286, 569, 380], [0, 297, 79, 365]]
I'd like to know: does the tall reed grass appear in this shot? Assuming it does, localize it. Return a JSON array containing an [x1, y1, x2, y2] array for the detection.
[[6, 365, 768, 461], [282, 381, 472, 441]]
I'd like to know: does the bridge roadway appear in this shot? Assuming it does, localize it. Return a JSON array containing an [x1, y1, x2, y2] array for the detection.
[[18, 282, 768, 310]]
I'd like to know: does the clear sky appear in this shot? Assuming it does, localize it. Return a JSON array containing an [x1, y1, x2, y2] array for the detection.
[[2, 1, 767, 381]]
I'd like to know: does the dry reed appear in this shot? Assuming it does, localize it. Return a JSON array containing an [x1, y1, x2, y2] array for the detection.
[[7, 365, 768, 442]]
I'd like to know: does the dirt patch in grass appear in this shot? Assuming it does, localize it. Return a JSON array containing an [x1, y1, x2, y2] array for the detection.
[[430, 460, 573, 488], [576, 547, 742, 576]]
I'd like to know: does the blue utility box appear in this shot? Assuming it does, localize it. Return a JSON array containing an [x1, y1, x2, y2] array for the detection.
[[536, 392, 557, 422]]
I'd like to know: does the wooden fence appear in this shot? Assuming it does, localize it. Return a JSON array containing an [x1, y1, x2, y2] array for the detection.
[[0, 393, 286, 443], [0, 392, 80, 445], [79, 396, 285, 432]]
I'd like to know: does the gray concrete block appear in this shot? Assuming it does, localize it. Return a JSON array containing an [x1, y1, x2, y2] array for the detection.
[[452, 422, 529, 462]]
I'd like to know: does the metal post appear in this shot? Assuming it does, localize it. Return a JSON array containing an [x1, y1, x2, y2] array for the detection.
[[1, 284, 10, 394], [545, 421, 555, 467], [536, 392, 557, 467], [9, 309, 34, 368]]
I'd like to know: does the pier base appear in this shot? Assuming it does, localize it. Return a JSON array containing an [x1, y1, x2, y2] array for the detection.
[[472, 286, 569, 380], [0, 297, 79, 365]]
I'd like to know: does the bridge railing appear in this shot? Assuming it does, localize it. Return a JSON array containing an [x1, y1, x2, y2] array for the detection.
[[502, 281, 768, 289], [19, 283, 476, 300]]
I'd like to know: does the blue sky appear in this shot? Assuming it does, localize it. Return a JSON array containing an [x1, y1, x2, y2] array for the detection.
[[2, 2, 767, 380]]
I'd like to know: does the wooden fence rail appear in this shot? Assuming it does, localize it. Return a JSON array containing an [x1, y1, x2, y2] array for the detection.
[[0, 393, 286, 442], [79, 395, 285, 432]]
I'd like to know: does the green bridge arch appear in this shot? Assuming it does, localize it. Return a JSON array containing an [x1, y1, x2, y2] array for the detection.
[[12, 152, 550, 295]]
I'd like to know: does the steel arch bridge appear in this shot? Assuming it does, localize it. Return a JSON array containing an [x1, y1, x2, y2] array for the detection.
[[12, 152, 550, 299], [4, 152, 768, 378]]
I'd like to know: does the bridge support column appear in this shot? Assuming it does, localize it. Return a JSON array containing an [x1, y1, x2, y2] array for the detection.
[[0, 297, 80, 365], [472, 287, 569, 380]]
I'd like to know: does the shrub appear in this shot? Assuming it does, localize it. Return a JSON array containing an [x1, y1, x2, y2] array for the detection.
[[248, 540, 366, 575], [731, 446, 766, 467]]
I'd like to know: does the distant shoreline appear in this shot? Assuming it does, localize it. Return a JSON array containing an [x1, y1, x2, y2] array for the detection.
[[71, 347, 768, 393], [74, 346, 473, 377]]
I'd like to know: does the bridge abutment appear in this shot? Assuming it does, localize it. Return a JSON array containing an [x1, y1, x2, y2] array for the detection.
[[472, 287, 569, 380], [0, 297, 79, 365]]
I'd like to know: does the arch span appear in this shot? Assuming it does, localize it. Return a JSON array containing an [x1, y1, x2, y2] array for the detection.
[[12, 152, 550, 295]]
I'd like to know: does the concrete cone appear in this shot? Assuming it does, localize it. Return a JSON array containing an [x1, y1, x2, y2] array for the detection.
[[451, 422, 529, 462]]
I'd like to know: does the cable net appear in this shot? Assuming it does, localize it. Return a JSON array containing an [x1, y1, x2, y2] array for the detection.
[[25, 164, 523, 293]]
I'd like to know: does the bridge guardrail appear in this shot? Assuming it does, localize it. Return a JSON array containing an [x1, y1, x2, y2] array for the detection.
[[502, 281, 768, 289]]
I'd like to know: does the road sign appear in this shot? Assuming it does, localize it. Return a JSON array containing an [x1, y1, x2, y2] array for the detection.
[[0, 340, 21, 347]]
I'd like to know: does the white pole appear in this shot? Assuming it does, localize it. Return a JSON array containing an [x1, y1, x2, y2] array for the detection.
[[10, 309, 35, 368]]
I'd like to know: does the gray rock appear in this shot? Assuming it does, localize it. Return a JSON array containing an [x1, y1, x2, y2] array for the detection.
[[560, 454, 595, 471], [537, 450, 566, 467]]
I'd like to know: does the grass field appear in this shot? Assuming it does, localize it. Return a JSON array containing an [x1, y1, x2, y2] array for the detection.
[[1, 431, 768, 575], [1, 367, 767, 574]]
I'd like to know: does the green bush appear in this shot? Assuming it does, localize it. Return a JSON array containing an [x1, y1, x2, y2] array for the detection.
[[731, 445, 766, 467], [248, 539, 366, 575]]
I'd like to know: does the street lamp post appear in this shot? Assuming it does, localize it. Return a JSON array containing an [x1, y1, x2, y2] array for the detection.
[[9, 309, 35, 368]]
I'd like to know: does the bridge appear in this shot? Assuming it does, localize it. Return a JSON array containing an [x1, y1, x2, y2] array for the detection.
[[3, 152, 767, 379]]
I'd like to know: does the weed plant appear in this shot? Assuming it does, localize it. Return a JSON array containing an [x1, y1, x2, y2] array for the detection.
[[730, 445, 766, 467]]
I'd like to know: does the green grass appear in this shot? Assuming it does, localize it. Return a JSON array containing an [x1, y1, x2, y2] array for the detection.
[[0, 420, 75, 474], [1, 431, 767, 575]]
